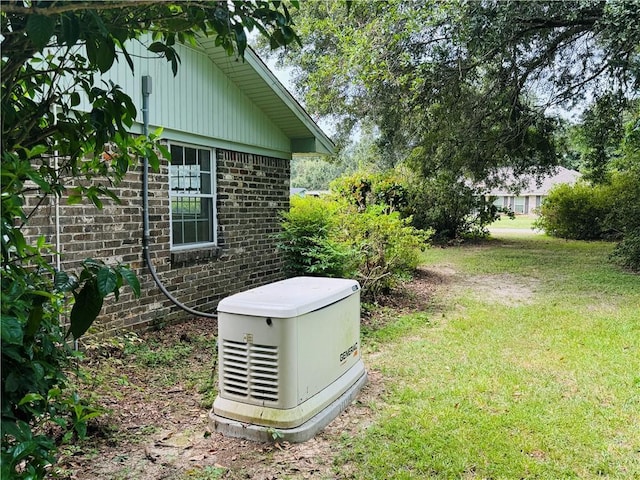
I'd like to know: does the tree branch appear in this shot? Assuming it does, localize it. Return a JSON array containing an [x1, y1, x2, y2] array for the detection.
[[0, 0, 180, 16], [515, 10, 602, 33], [518, 26, 590, 88]]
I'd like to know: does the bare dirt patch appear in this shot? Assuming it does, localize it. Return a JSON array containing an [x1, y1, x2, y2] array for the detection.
[[461, 274, 539, 306], [56, 273, 435, 480], [424, 264, 538, 307]]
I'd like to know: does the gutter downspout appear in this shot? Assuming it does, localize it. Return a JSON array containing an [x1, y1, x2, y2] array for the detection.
[[141, 75, 216, 319]]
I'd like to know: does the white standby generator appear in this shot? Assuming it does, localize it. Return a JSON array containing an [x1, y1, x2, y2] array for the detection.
[[210, 276, 367, 442]]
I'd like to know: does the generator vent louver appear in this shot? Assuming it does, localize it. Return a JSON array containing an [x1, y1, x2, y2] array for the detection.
[[221, 339, 279, 402]]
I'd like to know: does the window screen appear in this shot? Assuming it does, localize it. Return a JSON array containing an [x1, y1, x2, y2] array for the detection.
[[169, 144, 215, 247]]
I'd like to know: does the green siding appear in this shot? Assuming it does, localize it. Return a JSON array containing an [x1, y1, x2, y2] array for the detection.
[[101, 40, 292, 157]]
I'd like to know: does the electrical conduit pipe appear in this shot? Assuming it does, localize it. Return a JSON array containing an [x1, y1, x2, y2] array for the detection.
[[141, 75, 217, 319]]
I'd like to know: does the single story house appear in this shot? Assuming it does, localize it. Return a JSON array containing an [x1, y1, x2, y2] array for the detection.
[[486, 166, 581, 214], [25, 37, 333, 336]]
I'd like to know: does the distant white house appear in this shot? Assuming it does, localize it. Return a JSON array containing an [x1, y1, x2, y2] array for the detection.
[[487, 166, 581, 214]]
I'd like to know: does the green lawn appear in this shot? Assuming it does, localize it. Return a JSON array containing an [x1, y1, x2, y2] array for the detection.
[[491, 214, 538, 230], [340, 234, 640, 479]]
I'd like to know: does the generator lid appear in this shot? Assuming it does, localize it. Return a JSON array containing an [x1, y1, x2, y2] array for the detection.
[[217, 276, 360, 318]]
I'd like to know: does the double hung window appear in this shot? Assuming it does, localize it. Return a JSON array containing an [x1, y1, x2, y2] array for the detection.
[[514, 196, 525, 214], [169, 143, 216, 248]]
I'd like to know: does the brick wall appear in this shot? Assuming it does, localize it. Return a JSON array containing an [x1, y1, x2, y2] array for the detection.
[[23, 148, 290, 336]]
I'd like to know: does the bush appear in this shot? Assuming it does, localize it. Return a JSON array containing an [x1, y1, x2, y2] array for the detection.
[[277, 193, 430, 300], [603, 170, 640, 237], [605, 170, 640, 270], [535, 170, 640, 272], [330, 171, 409, 213], [534, 182, 609, 240], [278, 196, 356, 278], [408, 172, 500, 243], [610, 228, 640, 271], [1, 255, 136, 479], [338, 204, 430, 298]]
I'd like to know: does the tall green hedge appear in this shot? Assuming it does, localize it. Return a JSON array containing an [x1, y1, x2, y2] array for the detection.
[[535, 170, 640, 271], [534, 182, 610, 240]]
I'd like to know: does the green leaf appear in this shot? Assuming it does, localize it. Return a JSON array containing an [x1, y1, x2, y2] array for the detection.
[[1, 316, 24, 345], [75, 421, 88, 439], [96, 267, 117, 297], [82, 258, 104, 271], [70, 91, 81, 107], [280, 25, 296, 44], [47, 388, 62, 400], [157, 143, 171, 162], [61, 14, 81, 46], [26, 14, 55, 48], [233, 24, 247, 58], [148, 41, 167, 54], [5, 371, 23, 393], [26, 170, 51, 192], [2, 345, 24, 363], [0, 420, 26, 441], [95, 36, 116, 73], [170, 53, 179, 76], [27, 145, 48, 158], [80, 410, 102, 422], [25, 303, 43, 338], [85, 37, 99, 70], [88, 193, 103, 209], [69, 280, 103, 340], [101, 187, 122, 205], [120, 44, 135, 72], [270, 30, 286, 49], [54, 271, 78, 292], [11, 439, 37, 461], [118, 266, 141, 297], [18, 393, 45, 406]]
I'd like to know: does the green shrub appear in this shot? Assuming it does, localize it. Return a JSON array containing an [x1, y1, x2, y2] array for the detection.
[[605, 170, 640, 271], [610, 228, 640, 271], [1, 253, 137, 478], [277, 195, 356, 278], [603, 170, 640, 237], [534, 182, 609, 240], [278, 193, 430, 299], [408, 172, 500, 242], [338, 204, 431, 298], [533, 169, 640, 272], [330, 171, 409, 213]]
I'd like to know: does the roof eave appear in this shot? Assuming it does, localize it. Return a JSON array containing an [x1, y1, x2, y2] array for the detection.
[[243, 47, 334, 155], [195, 34, 334, 156]]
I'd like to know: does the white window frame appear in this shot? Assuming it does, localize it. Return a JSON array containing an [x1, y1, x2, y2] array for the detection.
[[168, 142, 217, 250], [514, 196, 526, 214]]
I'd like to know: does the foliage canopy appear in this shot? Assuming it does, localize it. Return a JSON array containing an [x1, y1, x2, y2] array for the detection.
[[272, 0, 640, 183]]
